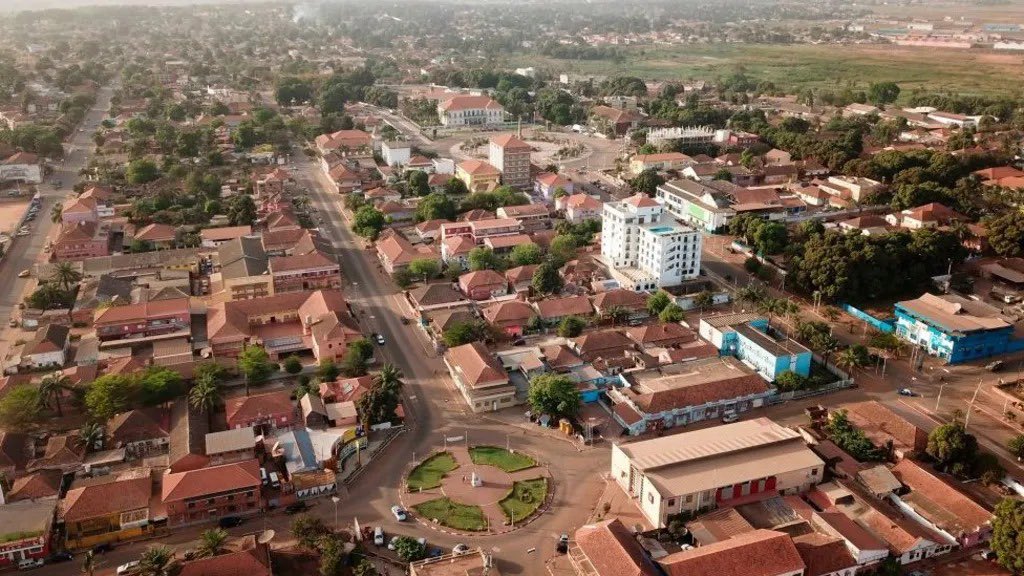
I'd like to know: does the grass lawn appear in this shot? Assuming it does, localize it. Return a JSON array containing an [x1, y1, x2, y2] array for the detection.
[[413, 498, 488, 532], [499, 478, 549, 523], [406, 452, 458, 491], [506, 43, 1024, 98], [468, 445, 537, 472]]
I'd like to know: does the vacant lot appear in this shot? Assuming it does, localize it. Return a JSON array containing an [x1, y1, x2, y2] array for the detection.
[[469, 446, 537, 473], [510, 43, 1024, 97], [499, 478, 549, 523], [407, 452, 458, 491], [413, 498, 488, 532]]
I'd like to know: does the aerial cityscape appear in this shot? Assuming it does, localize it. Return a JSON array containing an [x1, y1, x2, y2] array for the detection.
[[2, 0, 1024, 575]]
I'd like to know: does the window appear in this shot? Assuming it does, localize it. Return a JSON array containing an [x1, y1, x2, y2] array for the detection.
[[685, 494, 693, 503], [667, 498, 675, 506], [648, 493, 654, 503]]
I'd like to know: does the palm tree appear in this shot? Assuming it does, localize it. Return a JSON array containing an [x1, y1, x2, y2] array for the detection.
[[812, 333, 841, 368], [50, 203, 63, 224], [50, 262, 83, 292], [79, 422, 103, 452], [188, 373, 222, 414], [735, 285, 766, 308], [835, 348, 866, 373], [603, 305, 629, 326], [196, 528, 229, 558], [375, 363, 403, 396], [138, 547, 174, 576], [38, 372, 71, 417], [758, 297, 794, 332]]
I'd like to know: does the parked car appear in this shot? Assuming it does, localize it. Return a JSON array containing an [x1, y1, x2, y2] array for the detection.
[[898, 388, 915, 397], [721, 411, 739, 424], [452, 544, 469, 555], [987, 360, 1005, 372], [47, 552, 73, 563], [218, 516, 243, 528], [375, 333, 386, 345], [556, 534, 569, 554], [980, 549, 998, 561], [373, 527, 385, 546], [116, 561, 140, 576], [17, 269, 30, 278], [391, 505, 408, 521], [18, 559, 44, 571], [285, 502, 309, 514]]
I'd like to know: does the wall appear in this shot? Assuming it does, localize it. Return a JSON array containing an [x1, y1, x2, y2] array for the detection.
[[841, 304, 894, 333]]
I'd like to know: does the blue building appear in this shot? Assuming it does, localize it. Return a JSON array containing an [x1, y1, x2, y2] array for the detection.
[[894, 293, 1024, 364], [698, 313, 813, 380]]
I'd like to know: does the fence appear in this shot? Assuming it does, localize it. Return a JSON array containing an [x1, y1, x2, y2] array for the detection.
[[841, 303, 895, 333]]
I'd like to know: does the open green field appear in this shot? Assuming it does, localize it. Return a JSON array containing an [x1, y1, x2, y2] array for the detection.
[[499, 478, 549, 523], [413, 498, 488, 531], [509, 43, 1024, 97], [407, 452, 458, 491], [468, 446, 537, 472]]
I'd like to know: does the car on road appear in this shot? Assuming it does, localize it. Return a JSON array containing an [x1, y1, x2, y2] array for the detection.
[[17, 270, 30, 278], [721, 411, 739, 424], [218, 516, 244, 528], [980, 549, 997, 560], [116, 561, 140, 575], [391, 505, 408, 521], [47, 552, 73, 563], [452, 543, 469, 555], [285, 502, 309, 514], [373, 526, 385, 546], [556, 534, 569, 553], [375, 333, 386, 345], [987, 360, 1005, 372], [898, 388, 915, 397]]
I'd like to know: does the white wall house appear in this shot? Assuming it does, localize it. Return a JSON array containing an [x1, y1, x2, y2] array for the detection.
[[381, 141, 411, 167]]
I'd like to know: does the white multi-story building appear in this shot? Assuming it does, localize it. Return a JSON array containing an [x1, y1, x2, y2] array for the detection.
[[381, 140, 411, 167], [600, 194, 702, 290]]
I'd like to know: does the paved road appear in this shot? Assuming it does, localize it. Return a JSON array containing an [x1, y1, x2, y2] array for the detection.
[[0, 86, 114, 362]]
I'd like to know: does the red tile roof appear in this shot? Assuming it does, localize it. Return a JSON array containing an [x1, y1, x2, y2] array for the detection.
[[269, 249, 338, 273], [575, 518, 659, 576], [60, 475, 152, 522], [161, 459, 261, 502], [535, 295, 593, 319], [439, 95, 503, 112], [224, 391, 294, 425], [178, 545, 271, 576], [792, 533, 858, 576], [890, 459, 991, 533], [659, 529, 805, 576], [482, 300, 536, 324], [623, 194, 659, 208], [490, 134, 531, 150], [94, 297, 189, 325], [135, 223, 177, 242], [444, 342, 508, 388], [457, 159, 500, 176]]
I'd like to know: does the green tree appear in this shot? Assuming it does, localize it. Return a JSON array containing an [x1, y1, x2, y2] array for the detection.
[[283, 355, 303, 375], [508, 243, 543, 267], [0, 386, 42, 428], [468, 247, 505, 271], [341, 339, 373, 377], [647, 291, 672, 315], [291, 514, 329, 550], [926, 421, 978, 475], [528, 374, 580, 418], [392, 536, 427, 562], [603, 305, 630, 326], [416, 193, 456, 221], [318, 358, 340, 382], [196, 528, 229, 558], [352, 560, 379, 576], [84, 374, 138, 422], [993, 498, 1024, 573], [125, 159, 160, 184], [238, 345, 272, 395], [693, 290, 714, 312], [986, 212, 1024, 257], [138, 367, 184, 406], [868, 81, 901, 105], [227, 194, 257, 226], [138, 546, 174, 576], [443, 320, 488, 347], [659, 303, 686, 323], [356, 363, 404, 425], [189, 372, 222, 414], [408, 171, 430, 196], [409, 258, 440, 282], [1010, 435, 1024, 459], [353, 205, 387, 239], [444, 177, 468, 196], [319, 538, 346, 576], [38, 372, 71, 417], [630, 169, 664, 196], [557, 315, 587, 337], [532, 261, 563, 295]]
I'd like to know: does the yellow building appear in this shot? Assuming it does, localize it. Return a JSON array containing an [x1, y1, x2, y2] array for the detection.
[[456, 160, 501, 194]]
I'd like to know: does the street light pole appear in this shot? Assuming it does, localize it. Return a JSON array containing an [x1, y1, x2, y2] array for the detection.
[[965, 379, 983, 429], [331, 496, 340, 528], [935, 383, 944, 412]]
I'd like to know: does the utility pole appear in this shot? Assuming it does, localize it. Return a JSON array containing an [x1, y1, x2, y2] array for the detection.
[[965, 378, 983, 429], [935, 383, 944, 412]]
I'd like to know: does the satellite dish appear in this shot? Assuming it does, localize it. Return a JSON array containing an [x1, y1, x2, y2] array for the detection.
[[257, 529, 276, 544]]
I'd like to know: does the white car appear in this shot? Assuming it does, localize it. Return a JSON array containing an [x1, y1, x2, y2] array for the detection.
[[387, 536, 399, 551], [375, 334, 386, 346], [452, 543, 469, 555], [116, 561, 140, 576], [721, 412, 739, 424], [391, 505, 408, 521], [373, 526, 385, 546]]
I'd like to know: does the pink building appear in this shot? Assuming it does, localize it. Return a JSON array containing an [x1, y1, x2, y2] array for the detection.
[[161, 459, 262, 527], [93, 298, 191, 342], [269, 250, 341, 293], [53, 222, 110, 261], [224, 390, 296, 431]]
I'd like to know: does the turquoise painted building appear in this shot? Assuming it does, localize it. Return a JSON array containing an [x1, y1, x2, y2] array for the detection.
[[698, 314, 813, 380], [894, 293, 1024, 364]]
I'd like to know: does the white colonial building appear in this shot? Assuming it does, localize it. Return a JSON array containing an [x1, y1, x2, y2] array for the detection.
[[437, 95, 505, 127]]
